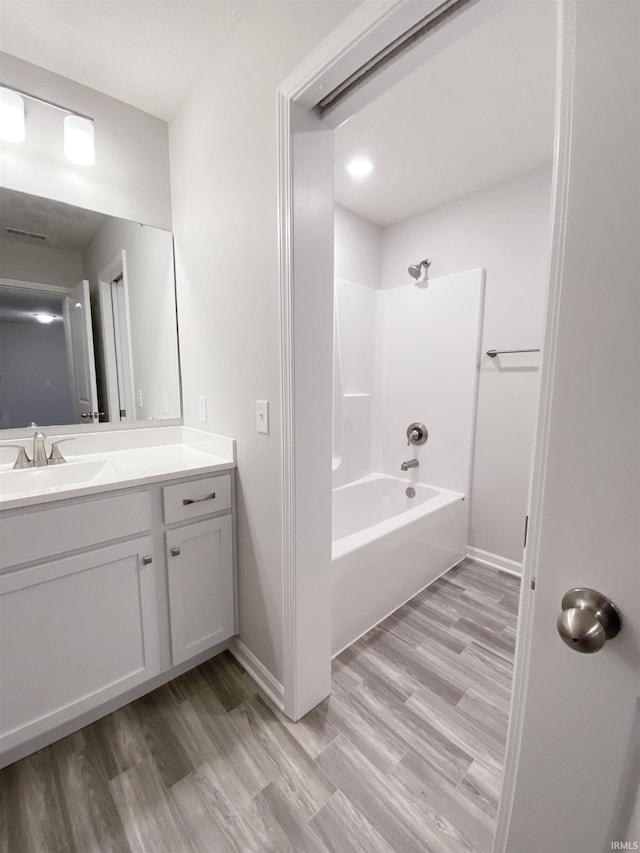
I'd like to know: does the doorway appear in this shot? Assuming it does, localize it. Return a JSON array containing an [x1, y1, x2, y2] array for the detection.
[[97, 252, 135, 423], [278, 0, 558, 847], [279, 1, 639, 851]]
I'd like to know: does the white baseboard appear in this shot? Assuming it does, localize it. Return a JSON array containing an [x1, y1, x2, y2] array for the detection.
[[466, 546, 523, 577], [229, 638, 285, 711]]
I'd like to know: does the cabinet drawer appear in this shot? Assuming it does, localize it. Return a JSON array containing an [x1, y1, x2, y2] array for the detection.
[[0, 491, 152, 570], [162, 474, 231, 524]]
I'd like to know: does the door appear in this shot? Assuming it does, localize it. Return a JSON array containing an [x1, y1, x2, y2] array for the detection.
[[65, 279, 99, 423], [98, 253, 136, 423], [165, 515, 235, 666], [110, 275, 133, 421], [499, 4, 640, 852]]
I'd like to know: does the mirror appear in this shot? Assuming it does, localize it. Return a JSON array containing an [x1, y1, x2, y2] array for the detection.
[[0, 188, 181, 429]]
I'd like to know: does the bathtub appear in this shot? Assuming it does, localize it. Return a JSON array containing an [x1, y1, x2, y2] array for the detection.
[[332, 473, 468, 656]]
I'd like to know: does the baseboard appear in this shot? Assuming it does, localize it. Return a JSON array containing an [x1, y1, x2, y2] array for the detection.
[[229, 638, 285, 711], [466, 546, 523, 577]]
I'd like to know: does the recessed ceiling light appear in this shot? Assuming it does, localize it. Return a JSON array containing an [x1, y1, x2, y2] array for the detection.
[[33, 313, 56, 324], [346, 156, 374, 179]]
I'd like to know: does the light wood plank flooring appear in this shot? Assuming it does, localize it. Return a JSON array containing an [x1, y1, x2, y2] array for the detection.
[[0, 559, 519, 853]]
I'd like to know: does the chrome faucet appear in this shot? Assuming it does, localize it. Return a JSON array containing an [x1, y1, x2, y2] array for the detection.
[[4, 432, 75, 469], [400, 459, 419, 471], [33, 430, 48, 467]]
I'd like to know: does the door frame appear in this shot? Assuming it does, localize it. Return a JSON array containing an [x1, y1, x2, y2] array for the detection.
[[97, 251, 136, 423], [277, 0, 568, 846]]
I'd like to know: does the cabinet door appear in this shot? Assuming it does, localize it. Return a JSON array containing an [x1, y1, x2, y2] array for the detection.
[[0, 537, 159, 752], [166, 515, 234, 665]]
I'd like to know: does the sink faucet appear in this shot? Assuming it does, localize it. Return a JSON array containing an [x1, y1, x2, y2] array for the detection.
[[400, 459, 419, 471], [4, 433, 75, 469], [33, 430, 48, 467]]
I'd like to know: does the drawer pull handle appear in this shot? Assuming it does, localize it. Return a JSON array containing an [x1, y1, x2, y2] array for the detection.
[[182, 492, 216, 506], [171, 547, 181, 557], [142, 555, 153, 565]]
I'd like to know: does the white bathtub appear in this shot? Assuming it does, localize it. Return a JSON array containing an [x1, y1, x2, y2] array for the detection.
[[332, 473, 468, 655]]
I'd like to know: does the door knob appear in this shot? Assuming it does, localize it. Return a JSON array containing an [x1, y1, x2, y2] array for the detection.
[[557, 588, 622, 653]]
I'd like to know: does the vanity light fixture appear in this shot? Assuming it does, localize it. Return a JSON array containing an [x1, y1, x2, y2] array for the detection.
[[0, 83, 95, 166], [64, 115, 95, 166], [0, 87, 25, 143]]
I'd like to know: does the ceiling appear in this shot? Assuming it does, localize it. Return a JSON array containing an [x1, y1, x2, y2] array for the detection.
[[0, 0, 251, 119], [0, 0, 555, 226], [334, 0, 556, 226], [0, 285, 65, 325], [0, 188, 106, 252]]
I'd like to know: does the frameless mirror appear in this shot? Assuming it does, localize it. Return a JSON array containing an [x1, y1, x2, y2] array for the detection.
[[0, 187, 181, 429]]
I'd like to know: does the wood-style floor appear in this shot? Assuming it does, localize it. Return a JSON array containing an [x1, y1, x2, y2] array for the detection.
[[0, 559, 520, 853]]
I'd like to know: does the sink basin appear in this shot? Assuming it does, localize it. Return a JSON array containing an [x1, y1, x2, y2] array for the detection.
[[0, 460, 112, 497]]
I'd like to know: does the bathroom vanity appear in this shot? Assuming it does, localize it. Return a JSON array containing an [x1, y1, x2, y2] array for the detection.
[[0, 432, 237, 768]]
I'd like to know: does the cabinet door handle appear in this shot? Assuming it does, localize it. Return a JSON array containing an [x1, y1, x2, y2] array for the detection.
[[171, 547, 181, 557], [182, 493, 216, 506], [142, 555, 153, 565]]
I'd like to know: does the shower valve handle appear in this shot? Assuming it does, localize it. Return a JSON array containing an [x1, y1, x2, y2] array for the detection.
[[406, 422, 428, 446]]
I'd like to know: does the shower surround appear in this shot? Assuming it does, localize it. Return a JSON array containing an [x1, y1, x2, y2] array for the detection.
[[332, 268, 484, 654]]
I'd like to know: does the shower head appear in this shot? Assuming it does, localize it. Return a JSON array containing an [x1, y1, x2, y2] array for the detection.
[[408, 259, 431, 282]]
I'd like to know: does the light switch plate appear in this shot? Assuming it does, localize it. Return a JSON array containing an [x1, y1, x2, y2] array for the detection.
[[256, 400, 269, 434], [198, 395, 207, 423]]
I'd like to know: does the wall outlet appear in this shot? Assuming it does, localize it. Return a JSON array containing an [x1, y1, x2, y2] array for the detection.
[[136, 389, 143, 409], [161, 392, 169, 415], [198, 395, 207, 423], [256, 400, 269, 434]]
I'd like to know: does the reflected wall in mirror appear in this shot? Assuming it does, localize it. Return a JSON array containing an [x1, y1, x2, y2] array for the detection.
[[0, 188, 181, 429]]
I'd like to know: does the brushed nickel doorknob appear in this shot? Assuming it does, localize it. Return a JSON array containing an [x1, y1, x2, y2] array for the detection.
[[557, 588, 622, 653]]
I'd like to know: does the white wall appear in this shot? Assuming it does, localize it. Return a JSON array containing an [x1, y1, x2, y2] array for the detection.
[[334, 205, 382, 289], [333, 207, 382, 485], [372, 270, 484, 495], [0, 238, 83, 287], [169, 1, 358, 684], [82, 219, 180, 421], [0, 54, 172, 229], [382, 166, 552, 565]]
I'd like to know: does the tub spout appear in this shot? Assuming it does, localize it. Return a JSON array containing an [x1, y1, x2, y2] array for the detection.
[[400, 459, 419, 471]]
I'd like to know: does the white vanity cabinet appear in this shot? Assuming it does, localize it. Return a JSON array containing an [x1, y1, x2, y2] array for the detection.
[[0, 467, 236, 767]]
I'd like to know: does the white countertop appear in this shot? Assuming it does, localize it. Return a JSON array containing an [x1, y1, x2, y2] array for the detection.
[[0, 431, 236, 511]]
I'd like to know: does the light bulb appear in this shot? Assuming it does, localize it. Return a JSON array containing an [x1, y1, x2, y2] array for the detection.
[[64, 115, 95, 166], [346, 156, 373, 179], [0, 87, 25, 143]]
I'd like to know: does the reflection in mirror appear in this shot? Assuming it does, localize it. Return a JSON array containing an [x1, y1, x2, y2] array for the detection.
[[0, 188, 181, 429]]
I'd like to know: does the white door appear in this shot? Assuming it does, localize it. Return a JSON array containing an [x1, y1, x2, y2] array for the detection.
[[66, 280, 99, 423], [499, 4, 640, 852]]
